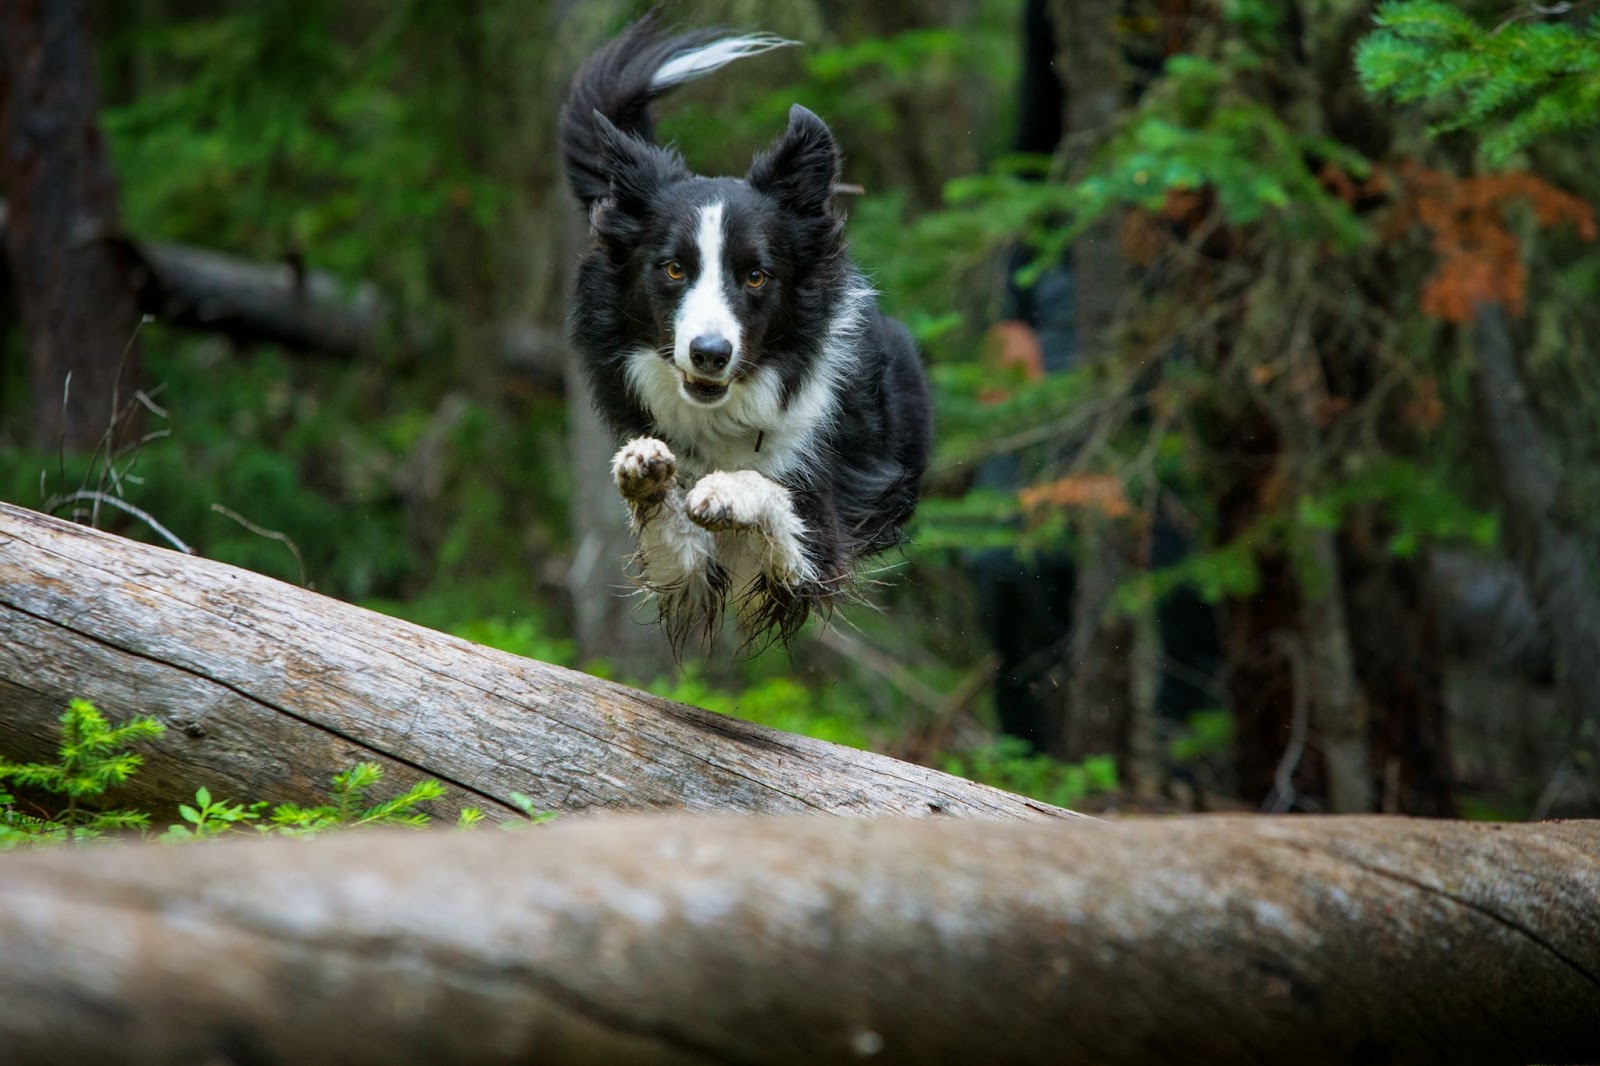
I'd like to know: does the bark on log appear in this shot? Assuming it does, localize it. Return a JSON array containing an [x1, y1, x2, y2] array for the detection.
[[1, 814, 1597, 1065], [0, 501, 1071, 822]]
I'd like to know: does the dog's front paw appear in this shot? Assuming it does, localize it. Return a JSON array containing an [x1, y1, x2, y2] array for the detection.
[[612, 437, 676, 506], [686, 471, 765, 532], [689, 471, 815, 586]]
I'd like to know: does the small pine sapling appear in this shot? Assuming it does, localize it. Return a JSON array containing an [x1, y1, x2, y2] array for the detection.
[[0, 699, 166, 845]]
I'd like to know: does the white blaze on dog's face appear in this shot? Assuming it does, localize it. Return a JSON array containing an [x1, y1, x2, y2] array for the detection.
[[671, 202, 740, 406], [595, 105, 851, 459]]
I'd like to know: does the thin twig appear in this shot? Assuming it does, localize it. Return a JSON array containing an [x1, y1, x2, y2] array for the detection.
[[211, 504, 308, 586], [133, 388, 170, 420], [56, 370, 71, 503], [45, 490, 194, 555], [92, 322, 149, 522]]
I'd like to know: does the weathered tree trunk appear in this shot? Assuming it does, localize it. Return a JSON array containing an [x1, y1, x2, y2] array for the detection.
[[2, 814, 1597, 1065], [0, 0, 142, 451], [0, 502, 1071, 822], [1279, 265, 1372, 813]]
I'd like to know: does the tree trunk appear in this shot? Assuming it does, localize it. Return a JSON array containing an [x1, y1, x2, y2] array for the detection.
[[1472, 305, 1600, 810], [1344, 534, 1456, 816], [1052, 0, 1140, 771], [0, 502, 1071, 823], [1300, 531, 1372, 812], [0, 0, 142, 451], [1, 814, 1597, 1064]]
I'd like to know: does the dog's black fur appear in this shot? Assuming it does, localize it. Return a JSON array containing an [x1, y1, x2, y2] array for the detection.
[[560, 17, 932, 648]]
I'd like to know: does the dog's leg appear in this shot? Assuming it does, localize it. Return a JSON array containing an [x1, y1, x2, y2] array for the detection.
[[686, 471, 849, 644], [684, 470, 816, 585], [611, 438, 722, 645]]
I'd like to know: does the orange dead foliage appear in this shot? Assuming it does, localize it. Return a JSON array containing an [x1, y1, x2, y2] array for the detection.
[[1390, 163, 1596, 322], [1019, 474, 1133, 519]]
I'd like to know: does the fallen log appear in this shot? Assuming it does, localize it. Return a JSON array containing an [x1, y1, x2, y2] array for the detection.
[[1, 814, 1596, 1064], [123, 234, 385, 357], [0, 501, 1071, 822], [0, 199, 567, 389]]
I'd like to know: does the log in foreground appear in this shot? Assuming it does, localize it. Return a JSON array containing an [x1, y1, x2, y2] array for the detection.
[[0, 502, 1069, 821], [1, 815, 1597, 1065]]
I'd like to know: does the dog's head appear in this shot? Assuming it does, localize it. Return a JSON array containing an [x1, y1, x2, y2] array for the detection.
[[589, 104, 847, 409]]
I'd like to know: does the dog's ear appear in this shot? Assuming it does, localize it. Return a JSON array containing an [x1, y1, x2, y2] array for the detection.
[[747, 104, 840, 216], [593, 110, 674, 213]]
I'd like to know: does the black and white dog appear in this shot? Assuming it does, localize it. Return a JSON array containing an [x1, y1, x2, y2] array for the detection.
[[560, 18, 932, 648]]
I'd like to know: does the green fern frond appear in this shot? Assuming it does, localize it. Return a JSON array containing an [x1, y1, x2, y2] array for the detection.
[[1358, 1, 1600, 161]]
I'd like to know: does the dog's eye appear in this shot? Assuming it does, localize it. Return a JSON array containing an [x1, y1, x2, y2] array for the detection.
[[664, 260, 686, 281], [745, 268, 768, 289]]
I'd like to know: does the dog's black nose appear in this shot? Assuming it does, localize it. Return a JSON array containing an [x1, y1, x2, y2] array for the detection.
[[689, 335, 732, 375]]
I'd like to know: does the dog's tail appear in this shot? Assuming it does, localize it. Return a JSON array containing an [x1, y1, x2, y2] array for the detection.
[[560, 16, 794, 209]]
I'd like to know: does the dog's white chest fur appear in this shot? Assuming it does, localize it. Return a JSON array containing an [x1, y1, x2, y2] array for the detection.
[[623, 278, 872, 485]]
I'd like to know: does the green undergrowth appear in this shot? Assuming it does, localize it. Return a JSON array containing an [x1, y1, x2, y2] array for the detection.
[[1, 700, 552, 849], [942, 738, 1120, 812]]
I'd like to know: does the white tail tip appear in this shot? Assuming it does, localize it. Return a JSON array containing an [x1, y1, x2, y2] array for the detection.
[[650, 34, 798, 91]]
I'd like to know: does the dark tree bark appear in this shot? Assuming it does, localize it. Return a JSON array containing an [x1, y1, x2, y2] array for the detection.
[[1473, 305, 1600, 810], [1344, 530, 1456, 816], [1219, 479, 1315, 808], [0, 0, 141, 451]]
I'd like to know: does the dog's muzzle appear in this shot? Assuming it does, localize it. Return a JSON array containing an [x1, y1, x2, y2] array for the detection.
[[681, 333, 734, 403]]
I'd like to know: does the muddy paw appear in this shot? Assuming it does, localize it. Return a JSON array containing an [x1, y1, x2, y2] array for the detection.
[[612, 437, 676, 506], [686, 471, 763, 532]]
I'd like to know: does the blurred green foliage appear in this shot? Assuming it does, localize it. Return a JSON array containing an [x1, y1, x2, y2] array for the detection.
[[102, 3, 503, 299], [1357, 1, 1600, 164], [942, 739, 1118, 809]]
